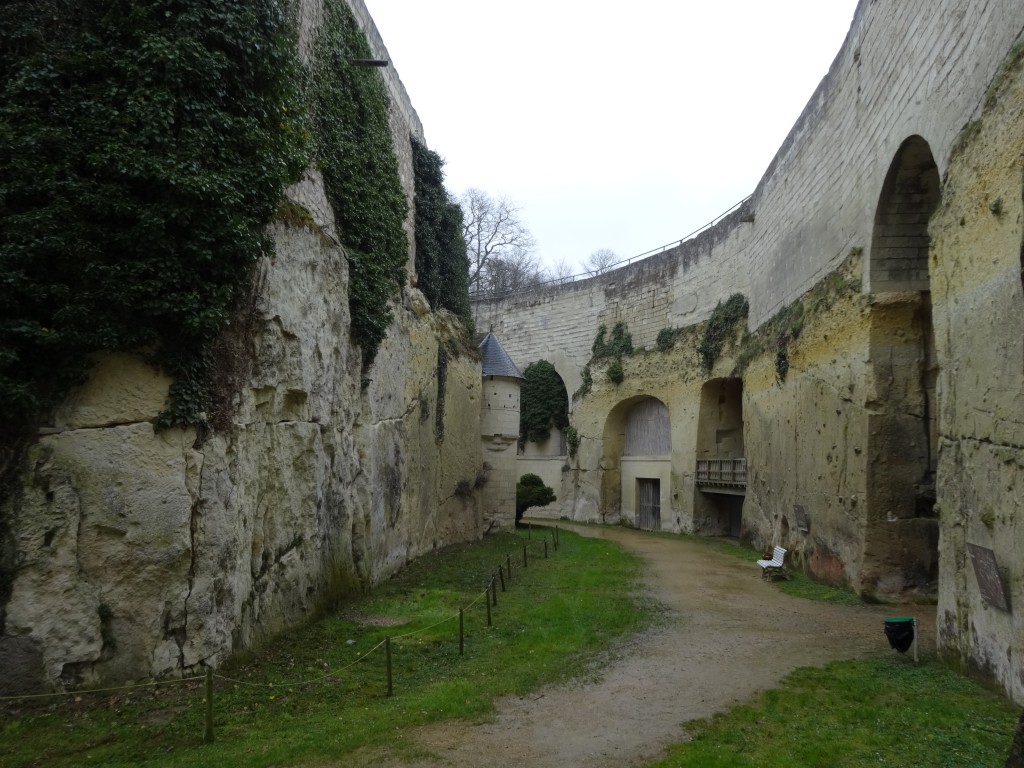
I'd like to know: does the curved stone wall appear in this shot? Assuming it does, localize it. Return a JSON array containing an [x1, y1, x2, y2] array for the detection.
[[482, 0, 1024, 704]]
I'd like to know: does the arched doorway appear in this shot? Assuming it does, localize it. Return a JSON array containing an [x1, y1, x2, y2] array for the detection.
[[601, 397, 671, 531], [862, 135, 940, 599], [693, 378, 745, 537]]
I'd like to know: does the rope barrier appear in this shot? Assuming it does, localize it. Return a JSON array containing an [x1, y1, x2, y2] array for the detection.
[[0, 675, 205, 703], [2, 530, 566, 706]]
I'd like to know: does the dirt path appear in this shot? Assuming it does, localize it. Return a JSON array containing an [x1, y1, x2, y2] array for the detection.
[[368, 524, 935, 768]]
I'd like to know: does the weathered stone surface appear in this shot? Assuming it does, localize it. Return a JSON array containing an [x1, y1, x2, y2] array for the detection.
[[478, 2, 1024, 706], [50, 353, 171, 430], [0, 0, 482, 692], [0, 636, 46, 695], [5, 423, 195, 685]]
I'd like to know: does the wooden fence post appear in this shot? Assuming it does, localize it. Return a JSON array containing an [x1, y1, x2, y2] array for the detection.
[[204, 668, 214, 744]]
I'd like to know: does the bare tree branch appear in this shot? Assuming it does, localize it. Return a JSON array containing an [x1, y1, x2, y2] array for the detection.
[[584, 248, 618, 276], [460, 188, 536, 294]]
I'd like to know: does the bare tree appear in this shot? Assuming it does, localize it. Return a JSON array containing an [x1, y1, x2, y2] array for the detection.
[[461, 188, 536, 294], [478, 250, 546, 296], [550, 259, 577, 284], [585, 248, 619, 276]]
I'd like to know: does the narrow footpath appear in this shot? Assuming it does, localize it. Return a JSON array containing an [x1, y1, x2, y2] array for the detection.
[[370, 524, 935, 768]]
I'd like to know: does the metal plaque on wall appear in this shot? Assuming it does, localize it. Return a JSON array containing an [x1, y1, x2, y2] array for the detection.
[[967, 544, 1009, 611]]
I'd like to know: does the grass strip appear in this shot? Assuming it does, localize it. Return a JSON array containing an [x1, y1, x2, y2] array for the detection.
[[0, 528, 648, 767], [645, 657, 1018, 767]]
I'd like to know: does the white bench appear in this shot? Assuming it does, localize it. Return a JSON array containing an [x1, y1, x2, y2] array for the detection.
[[757, 546, 788, 580]]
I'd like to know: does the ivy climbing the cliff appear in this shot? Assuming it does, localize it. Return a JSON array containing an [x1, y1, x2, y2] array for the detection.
[[411, 140, 472, 330], [311, 1, 409, 367], [0, 0, 309, 434], [519, 360, 570, 448]]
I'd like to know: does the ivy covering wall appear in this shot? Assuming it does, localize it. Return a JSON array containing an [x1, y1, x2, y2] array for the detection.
[[411, 139, 472, 329], [519, 360, 569, 446], [0, 0, 308, 433], [310, 1, 409, 367], [0, 0, 437, 440]]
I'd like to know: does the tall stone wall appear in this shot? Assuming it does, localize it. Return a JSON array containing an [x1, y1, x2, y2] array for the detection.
[[0, 0, 483, 692], [929, 52, 1024, 705], [475, 0, 1024, 362], [482, 0, 1024, 704]]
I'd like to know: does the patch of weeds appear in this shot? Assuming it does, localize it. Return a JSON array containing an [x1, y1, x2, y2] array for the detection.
[[565, 425, 580, 459], [606, 360, 625, 385], [730, 249, 862, 379], [574, 365, 593, 401], [655, 327, 680, 352], [698, 294, 749, 374], [985, 41, 1024, 108]]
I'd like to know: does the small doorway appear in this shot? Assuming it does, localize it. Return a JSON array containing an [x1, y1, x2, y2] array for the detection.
[[637, 478, 661, 531]]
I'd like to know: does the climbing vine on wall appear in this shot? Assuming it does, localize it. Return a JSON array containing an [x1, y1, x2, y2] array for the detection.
[[519, 360, 569, 447], [0, 0, 308, 434], [411, 139, 472, 330], [591, 322, 634, 361], [589, 321, 633, 386], [311, 0, 408, 367], [698, 294, 749, 374], [573, 365, 594, 401]]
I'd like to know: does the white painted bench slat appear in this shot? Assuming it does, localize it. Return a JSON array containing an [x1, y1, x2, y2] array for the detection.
[[757, 546, 787, 571]]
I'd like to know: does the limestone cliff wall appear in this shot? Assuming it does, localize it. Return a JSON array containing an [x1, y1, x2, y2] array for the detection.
[[930, 52, 1024, 705], [485, 0, 1024, 704], [0, 0, 483, 692]]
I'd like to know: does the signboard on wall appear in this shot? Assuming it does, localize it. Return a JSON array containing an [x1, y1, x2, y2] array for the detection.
[[967, 543, 1009, 611]]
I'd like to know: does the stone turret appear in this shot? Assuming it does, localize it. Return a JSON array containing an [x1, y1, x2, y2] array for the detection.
[[478, 332, 523, 530]]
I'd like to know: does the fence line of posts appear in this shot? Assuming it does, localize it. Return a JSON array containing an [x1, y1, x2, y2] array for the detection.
[[0, 525, 565, 747]]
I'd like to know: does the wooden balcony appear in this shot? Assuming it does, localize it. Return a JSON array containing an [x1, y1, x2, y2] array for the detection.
[[696, 458, 747, 494]]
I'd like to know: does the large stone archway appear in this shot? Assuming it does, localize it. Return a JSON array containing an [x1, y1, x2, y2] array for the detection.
[[602, 396, 671, 530], [861, 135, 941, 599]]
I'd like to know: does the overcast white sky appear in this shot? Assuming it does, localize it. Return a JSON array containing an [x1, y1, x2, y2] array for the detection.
[[364, 1, 861, 274]]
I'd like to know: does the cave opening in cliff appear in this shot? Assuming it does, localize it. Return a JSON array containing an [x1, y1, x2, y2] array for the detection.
[[862, 135, 941, 600], [693, 378, 745, 537]]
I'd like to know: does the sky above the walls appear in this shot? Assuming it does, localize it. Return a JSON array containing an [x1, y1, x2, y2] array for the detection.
[[363, 0, 862, 275]]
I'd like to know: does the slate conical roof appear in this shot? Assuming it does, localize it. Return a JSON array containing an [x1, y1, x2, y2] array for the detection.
[[478, 332, 524, 379]]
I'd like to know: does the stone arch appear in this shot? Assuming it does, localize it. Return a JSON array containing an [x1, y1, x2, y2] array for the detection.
[[519, 360, 569, 457], [693, 378, 745, 537], [868, 135, 940, 293], [861, 136, 941, 600], [601, 396, 671, 530]]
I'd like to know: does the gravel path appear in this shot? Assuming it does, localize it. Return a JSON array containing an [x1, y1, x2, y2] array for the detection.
[[360, 524, 935, 768]]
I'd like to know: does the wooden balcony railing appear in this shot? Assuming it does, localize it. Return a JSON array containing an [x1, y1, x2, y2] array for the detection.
[[696, 458, 747, 487]]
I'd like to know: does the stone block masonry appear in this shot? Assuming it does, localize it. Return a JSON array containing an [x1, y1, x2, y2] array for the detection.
[[474, 0, 1024, 706]]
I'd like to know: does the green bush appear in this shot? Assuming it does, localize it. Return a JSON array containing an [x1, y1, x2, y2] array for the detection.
[[516, 473, 556, 522]]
